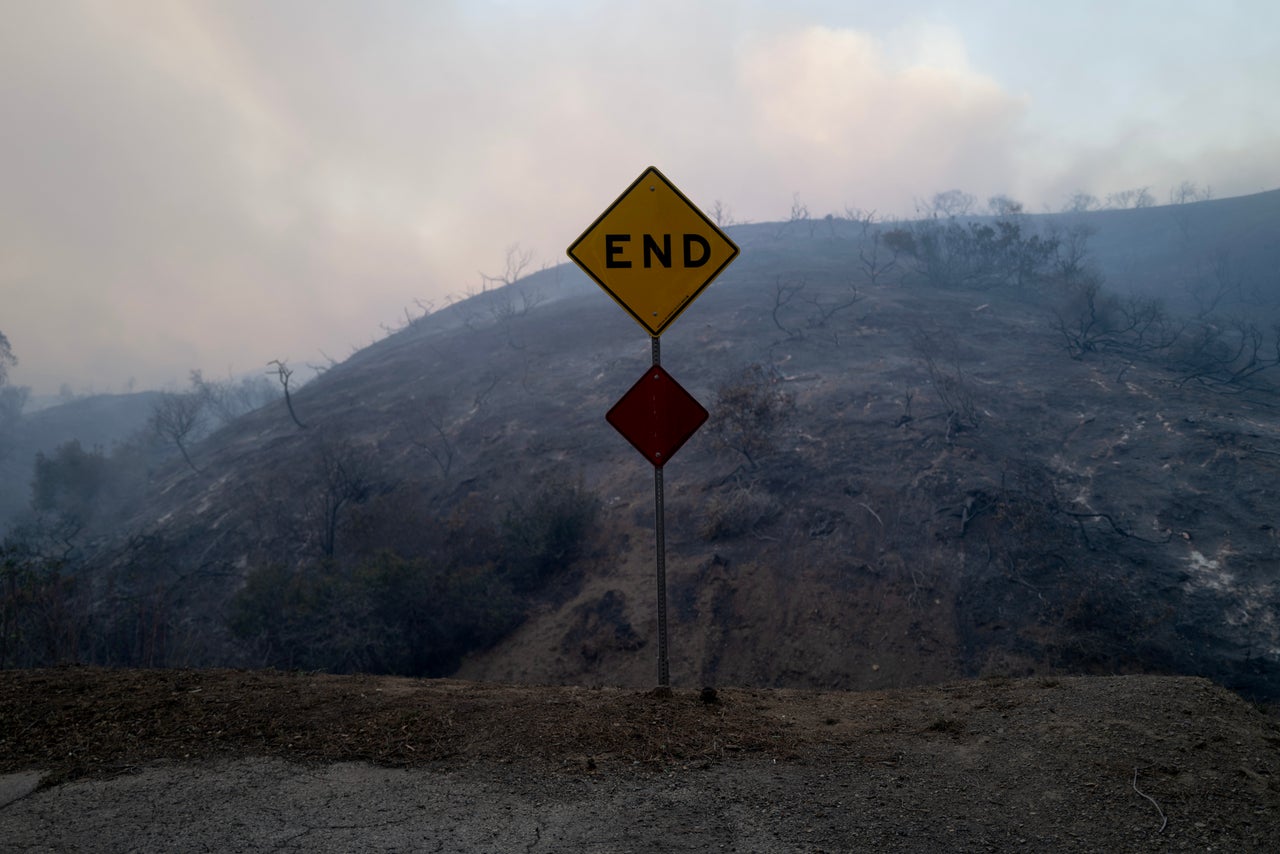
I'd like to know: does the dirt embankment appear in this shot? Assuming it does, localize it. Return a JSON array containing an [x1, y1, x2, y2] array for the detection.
[[2, 668, 1278, 851]]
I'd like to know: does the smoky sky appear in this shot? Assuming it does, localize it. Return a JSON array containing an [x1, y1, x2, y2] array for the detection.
[[2, 0, 1278, 393]]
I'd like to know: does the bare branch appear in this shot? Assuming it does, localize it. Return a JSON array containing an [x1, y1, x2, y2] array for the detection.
[[267, 359, 307, 429], [709, 199, 736, 227], [771, 277, 806, 337], [480, 243, 535, 289], [150, 392, 206, 474]]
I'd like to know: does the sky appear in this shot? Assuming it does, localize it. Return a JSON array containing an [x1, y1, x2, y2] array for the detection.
[[2, 0, 1278, 395]]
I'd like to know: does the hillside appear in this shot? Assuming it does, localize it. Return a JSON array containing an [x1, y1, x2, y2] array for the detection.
[[1, 668, 1277, 851], [5, 190, 1280, 702], [0, 391, 160, 531]]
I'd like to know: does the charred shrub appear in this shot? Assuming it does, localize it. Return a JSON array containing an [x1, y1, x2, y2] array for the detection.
[[698, 483, 779, 540], [500, 476, 600, 592], [229, 477, 601, 676], [229, 554, 519, 677], [1052, 277, 1176, 360], [0, 536, 82, 668], [885, 218, 1058, 290], [707, 364, 795, 470]]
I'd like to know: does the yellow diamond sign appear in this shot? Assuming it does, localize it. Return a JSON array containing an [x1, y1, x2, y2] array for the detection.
[[567, 166, 739, 336]]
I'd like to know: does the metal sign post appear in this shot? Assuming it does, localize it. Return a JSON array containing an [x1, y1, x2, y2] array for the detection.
[[651, 335, 669, 687], [568, 165, 739, 688]]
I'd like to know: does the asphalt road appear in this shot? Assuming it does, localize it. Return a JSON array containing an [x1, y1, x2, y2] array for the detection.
[[2, 759, 823, 853]]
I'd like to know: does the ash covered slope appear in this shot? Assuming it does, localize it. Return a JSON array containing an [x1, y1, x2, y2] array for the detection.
[[80, 191, 1280, 698]]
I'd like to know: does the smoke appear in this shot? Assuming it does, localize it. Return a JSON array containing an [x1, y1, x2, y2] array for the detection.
[[1, 2, 1275, 392]]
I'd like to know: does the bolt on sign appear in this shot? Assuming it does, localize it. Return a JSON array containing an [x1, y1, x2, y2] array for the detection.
[[567, 166, 740, 336]]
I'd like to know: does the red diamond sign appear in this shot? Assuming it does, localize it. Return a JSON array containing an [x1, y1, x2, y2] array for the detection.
[[606, 365, 708, 468]]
